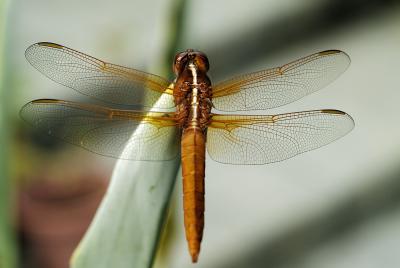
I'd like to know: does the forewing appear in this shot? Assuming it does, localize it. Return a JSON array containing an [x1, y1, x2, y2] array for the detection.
[[212, 50, 350, 111], [20, 99, 179, 160], [207, 110, 354, 164], [25, 42, 175, 108]]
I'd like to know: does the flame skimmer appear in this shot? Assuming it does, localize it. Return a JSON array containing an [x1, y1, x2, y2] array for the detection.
[[21, 42, 354, 263]]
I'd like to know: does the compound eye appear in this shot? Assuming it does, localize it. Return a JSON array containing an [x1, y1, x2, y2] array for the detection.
[[173, 52, 188, 75], [194, 53, 209, 72]]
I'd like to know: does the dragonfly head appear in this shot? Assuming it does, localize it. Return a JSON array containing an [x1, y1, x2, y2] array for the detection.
[[173, 49, 209, 76]]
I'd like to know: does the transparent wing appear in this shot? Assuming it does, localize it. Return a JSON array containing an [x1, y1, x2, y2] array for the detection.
[[25, 42, 175, 108], [20, 99, 180, 160], [207, 110, 354, 164], [212, 50, 350, 111]]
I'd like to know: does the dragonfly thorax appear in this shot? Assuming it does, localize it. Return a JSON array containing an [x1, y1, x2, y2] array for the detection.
[[173, 51, 212, 131]]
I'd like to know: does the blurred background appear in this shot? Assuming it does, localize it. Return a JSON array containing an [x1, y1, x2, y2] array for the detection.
[[1, 0, 400, 267]]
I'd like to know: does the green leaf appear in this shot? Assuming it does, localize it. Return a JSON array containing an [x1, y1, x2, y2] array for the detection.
[[70, 93, 180, 268]]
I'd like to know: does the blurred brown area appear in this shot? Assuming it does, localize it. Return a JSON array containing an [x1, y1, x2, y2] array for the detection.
[[14, 125, 112, 268], [18, 171, 109, 268]]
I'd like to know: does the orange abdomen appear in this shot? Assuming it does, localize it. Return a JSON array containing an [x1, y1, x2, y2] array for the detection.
[[181, 127, 206, 263]]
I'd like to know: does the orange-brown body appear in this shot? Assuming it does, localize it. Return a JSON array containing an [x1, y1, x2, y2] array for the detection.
[[181, 128, 205, 262], [173, 50, 212, 262]]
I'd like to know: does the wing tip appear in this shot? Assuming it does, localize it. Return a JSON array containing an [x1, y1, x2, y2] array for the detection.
[[319, 49, 351, 65], [36, 42, 64, 49], [19, 101, 35, 123], [25, 42, 64, 62], [321, 109, 346, 115], [319, 49, 342, 56], [30, 98, 65, 104], [321, 109, 355, 129], [20, 99, 66, 120]]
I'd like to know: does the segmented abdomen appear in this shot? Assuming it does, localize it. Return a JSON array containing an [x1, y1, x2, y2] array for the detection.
[[181, 127, 205, 263]]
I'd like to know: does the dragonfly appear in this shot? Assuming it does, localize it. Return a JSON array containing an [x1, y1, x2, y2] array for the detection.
[[21, 42, 354, 263]]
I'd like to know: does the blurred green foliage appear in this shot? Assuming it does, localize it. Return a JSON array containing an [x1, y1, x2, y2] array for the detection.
[[0, 0, 17, 268]]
